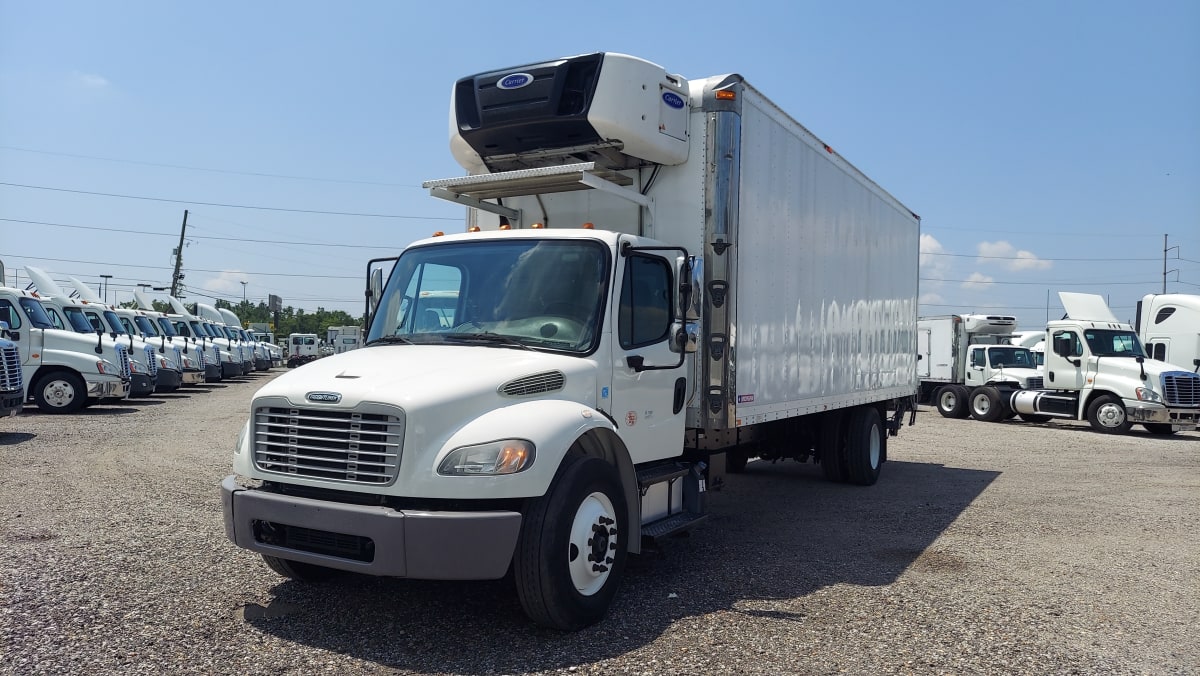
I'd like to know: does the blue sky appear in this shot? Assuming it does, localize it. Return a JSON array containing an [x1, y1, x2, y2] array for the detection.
[[2, 1, 1197, 330]]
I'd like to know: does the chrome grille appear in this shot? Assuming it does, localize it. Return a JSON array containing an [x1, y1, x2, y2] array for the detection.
[[1026, 377, 1044, 390], [143, 345, 158, 376], [173, 345, 183, 369], [253, 405, 404, 485], [1162, 372, 1200, 407], [501, 371, 566, 396], [114, 344, 131, 380], [0, 344, 22, 392]]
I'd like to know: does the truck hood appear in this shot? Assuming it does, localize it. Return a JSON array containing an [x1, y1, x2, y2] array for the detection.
[[988, 366, 1042, 382], [255, 344, 597, 410], [1095, 355, 1196, 384]]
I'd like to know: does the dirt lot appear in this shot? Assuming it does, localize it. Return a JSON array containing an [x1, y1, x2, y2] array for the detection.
[[2, 373, 1197, 675]]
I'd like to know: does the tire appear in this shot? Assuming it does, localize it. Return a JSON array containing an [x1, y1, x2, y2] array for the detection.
[[969, 387, 1006, 422], [819, 411, 847, 483], [514, 455, 628, 631], [725, 449, 748, 474], [260, 554, 338, 582], [1018, 413, 1052, 424], [935, 386, 967, 418], [844, 407, 885, 486], [32, 372, 87, 414], [1143, 423, 1177, 436], [1086, 394, 1132, 435]]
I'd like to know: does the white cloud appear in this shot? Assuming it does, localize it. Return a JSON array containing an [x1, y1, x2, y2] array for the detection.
[[961, 272, 994, 290], [200, 270, 250, 299], [977, 240, 1052, 271], [920, 233, 950, 282], [72, 71, 110, 89], [919, 292, 945, 306]]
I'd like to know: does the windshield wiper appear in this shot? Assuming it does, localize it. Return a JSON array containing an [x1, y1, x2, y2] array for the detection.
[[365, 335, 414, 346], [443, 332, 534, 351]]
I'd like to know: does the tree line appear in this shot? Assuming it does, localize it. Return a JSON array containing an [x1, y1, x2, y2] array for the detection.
[[119, 298, 361, 341]]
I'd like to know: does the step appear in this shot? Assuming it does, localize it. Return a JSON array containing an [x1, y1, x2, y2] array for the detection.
[[636, 462, 689, 489], [641, 511, 708, 540]]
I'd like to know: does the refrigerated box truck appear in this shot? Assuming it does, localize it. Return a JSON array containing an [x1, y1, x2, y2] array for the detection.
[[222, 52, 921, 630]]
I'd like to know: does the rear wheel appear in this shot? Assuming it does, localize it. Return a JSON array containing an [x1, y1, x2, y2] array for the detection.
[[819, 411, 847, 483], [1086, 394, 1132, 435], [969, 387, 1006, 422], [936, 386, 967, 418], [514, 455, 628, 631], [844, 407, 885, 486], [260, 555, 338, 581], [1143, 423, 1177, 436], [32, 372, 86, 414]]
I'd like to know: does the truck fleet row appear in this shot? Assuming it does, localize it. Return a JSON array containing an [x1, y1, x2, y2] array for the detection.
[[0, 265, 282, 415], [918, 293, 1200, 435]]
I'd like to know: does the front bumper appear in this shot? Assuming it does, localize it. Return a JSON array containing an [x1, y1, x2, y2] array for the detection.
[[181, 369, 206, 385], [1124, 399, 1200, 428], [1, 388, 21, 416], [221, 476, 522, 580], [155, 369, 183, 391], [87, 375, 130, 401], [255, 358, 271, 371], [222, 362, 241, 379], [130, 373, 156, 397]]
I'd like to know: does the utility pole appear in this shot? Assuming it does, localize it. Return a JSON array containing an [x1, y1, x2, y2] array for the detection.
[[170, 209, 189, 297], [1163, 234, 1179, 294]]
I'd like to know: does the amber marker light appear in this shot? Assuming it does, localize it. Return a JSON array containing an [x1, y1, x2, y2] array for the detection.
[[531, 222, 545, 229], [498, 223, 512, 230], [468, 226, 481, 232], [716, 90, 736, 100], [432, 231, 445, 237], [582, 222, 595, 229]]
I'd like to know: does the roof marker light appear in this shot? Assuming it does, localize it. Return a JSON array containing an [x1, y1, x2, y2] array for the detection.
[[582, 222, 594, 229], [432, 231, 445, 237], [498, 224, 512, 230], [531, 222, 545, 229], [716, 90, 736, 100]]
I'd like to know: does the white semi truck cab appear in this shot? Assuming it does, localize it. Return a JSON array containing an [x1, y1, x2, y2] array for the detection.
[[918, 314, 1043, 420], [1007, 293, 1200, 434], [222, 52, 921, 630], [0, 287, 131, 413]]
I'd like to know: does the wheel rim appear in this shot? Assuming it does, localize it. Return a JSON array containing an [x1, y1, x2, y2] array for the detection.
[[939, 391, 957, 410], [41, 378, 79, 408], [868, 423, 881, 469], [1095, 401, 1127, 428], [568, 491, 618, 596], [973, 394, 991, 416]]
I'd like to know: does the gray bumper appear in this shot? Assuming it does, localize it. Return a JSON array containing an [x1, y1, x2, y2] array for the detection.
[[155, 369, 183, 391], [87, 376, 129, 400], [221, 362, 241, 378], [181, 369, 206, 385], [1124, 400, 1200, 428], [221, 476, 522, 580]]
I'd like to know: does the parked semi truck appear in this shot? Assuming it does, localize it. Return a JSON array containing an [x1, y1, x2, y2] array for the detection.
[[1136, 293, 1200, 372], [326, 325, 362, 354], [221, 52, 921, 630], [917, 314, 1044, 421], [285, 333, 320, 368], [133, 290, 213, 385], [0, 286, 131, 413], [1003, 293, 1200, 435]]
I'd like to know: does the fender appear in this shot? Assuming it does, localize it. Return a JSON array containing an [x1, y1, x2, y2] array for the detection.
[[426, 399, 619, 500]]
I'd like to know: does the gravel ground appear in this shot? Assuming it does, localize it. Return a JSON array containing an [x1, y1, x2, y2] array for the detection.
[[1, 373, 1197, 675]]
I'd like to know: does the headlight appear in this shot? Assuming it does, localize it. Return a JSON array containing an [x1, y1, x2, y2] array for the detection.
[[1135, 387, 1162, 403], [130, 359, 147, 374], [438, 439, 535, 476], [96, 359, 118, 375]]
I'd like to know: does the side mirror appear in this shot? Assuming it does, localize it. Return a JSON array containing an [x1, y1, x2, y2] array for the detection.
[[667, 322, 698, 354]]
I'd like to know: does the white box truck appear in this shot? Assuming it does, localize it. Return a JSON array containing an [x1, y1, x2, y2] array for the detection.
[[222, 52, 920, 630], [1007, 292, 1200, 435], [1136, 293, 1200, 373], [326, 325, 362, 354], [917, 314, 1044, 421]]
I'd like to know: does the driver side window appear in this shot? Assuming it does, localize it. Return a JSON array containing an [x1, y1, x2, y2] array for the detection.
[[618, 255, 672, 349]]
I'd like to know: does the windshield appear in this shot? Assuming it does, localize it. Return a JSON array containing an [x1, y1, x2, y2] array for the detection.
[[161, 318, 184, 337], [135, 316, 161, 337], [367, 238, 610, 353], [20, 298, 55, 329], [103, 310, 127, 334], [1083, 329, 1147, 358], [64, 307, 99, 333], [988, 346, 1036, 368], [189, 321, 210, 338]]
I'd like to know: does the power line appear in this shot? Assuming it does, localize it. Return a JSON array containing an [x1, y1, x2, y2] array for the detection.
[[0, 144, 415, 188], [0, 181, 460, 220], [924, 252, 1161, 262], [920, 277, 1163, 286], [1, 253, 360, 279], [0, 217, 411, 249]]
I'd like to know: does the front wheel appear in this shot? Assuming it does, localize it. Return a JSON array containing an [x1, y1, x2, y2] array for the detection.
[[33, 372, 86, 414], [514, 455, 628, 631], [1086, 394, 1132, 435]]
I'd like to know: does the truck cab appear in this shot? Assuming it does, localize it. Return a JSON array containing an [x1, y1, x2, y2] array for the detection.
[[0, 287, 130, 413], [132, 290, 210, 385], [285, 333, 320, 368], [1136, 293, 1200, 373], [0, 321, 23, 418], [1009, 293, 1200, 434]]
